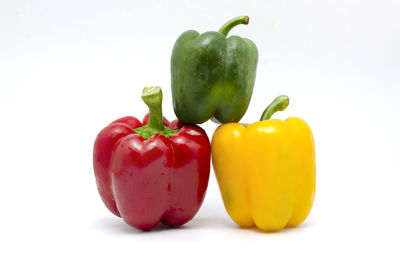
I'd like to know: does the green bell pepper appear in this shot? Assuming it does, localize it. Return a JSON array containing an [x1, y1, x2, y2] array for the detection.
[[171, 16, 258, 124]]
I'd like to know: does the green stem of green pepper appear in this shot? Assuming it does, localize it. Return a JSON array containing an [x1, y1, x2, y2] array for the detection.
[[219, 16, 249, 37], [141, 86, 164, 130], [260, 95, 289, 121]]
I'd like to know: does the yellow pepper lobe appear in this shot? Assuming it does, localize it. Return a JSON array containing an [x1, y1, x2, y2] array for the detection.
[[285, 118, 316, 227], [245, 119, 296, 231], [211, 118, 315, 232], [212, 123, 254, 227]]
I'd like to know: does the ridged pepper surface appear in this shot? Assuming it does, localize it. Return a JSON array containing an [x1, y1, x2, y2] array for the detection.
[[171, 16, 258, 124], [211, 95, 316, 231], [93, 87, 210, 230]]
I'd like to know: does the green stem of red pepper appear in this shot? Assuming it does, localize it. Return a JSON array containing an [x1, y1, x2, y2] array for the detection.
[[219, 16, 249, 36], [135, 86, 178, 139], [142, 86, 164, 130], [260, 95, 289, 121]]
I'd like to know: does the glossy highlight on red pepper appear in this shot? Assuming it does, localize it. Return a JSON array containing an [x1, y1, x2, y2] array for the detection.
[[93, 87, 210, 230]]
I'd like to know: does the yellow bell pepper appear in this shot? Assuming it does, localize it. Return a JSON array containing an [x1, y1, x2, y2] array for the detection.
[[211, 95, 316, 231]]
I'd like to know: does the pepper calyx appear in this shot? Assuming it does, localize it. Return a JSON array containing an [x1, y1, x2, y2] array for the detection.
[[134, 86, 178, 140]]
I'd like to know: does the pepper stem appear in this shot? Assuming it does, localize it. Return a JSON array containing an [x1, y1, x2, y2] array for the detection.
[[219, 16, 249, 36], [260, 95, 289, 121], [141, 86, 164, 130]]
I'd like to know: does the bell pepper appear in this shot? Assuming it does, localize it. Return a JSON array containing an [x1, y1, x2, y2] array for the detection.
[[171, 15, 258, 124], [211, 95, 316, 231], [93, 87, 210, 230]]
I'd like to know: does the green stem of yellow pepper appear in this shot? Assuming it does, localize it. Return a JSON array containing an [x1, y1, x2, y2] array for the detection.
[[260, 95, 289, 121]]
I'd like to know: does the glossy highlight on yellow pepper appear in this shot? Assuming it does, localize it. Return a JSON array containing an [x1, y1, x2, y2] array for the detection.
[[211, 95, 316, 232]]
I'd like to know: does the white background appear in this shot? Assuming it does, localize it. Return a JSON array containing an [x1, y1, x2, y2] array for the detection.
[[1, 0, 399, 264]]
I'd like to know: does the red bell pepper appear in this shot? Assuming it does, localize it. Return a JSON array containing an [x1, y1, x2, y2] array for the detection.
[[93, 86, 210, 230]]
